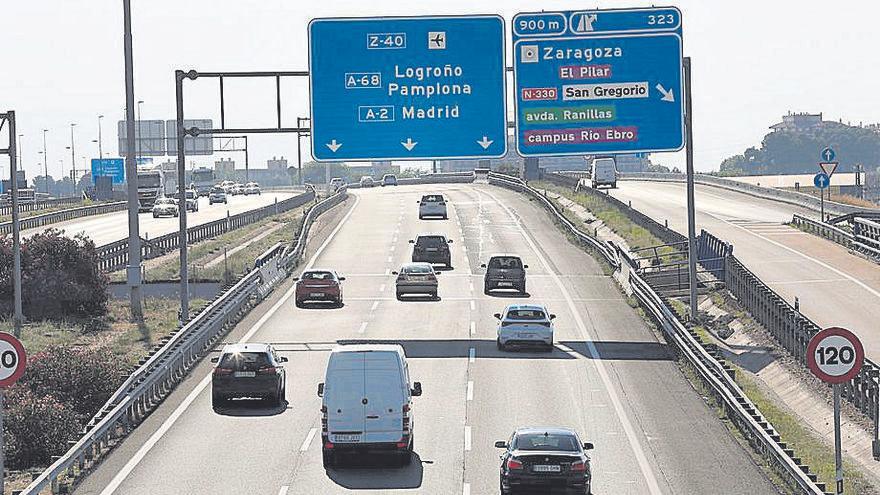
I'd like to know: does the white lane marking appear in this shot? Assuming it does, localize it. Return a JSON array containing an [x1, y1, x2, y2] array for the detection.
[[466, 381, 474, 401], [469, 321, 476, 336], [468, 347, 475, 363], [390, 245, 396, 252], [278, 486, 290, 495], [385, 268, 391, 275], [371, 301, 380, 311], [470, 300, 475, 311], [379, 283, 386, 292], [300, 428, 318, 452], [387, 255, 393, 263], [463, 483, 470, 495], [469, 282, 474, 292], [461, 245, 467, 252], [99, 194, 362, 495], [358, 322, 368, 334], [464, 426, 472, 451], [482, 188, 663, 494]]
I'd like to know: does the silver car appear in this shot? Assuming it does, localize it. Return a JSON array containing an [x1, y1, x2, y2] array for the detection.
[[393, 262, 439, 300], [151, 197, 179, 218], [418, 194, 447, 220], [495, 304, 555, 351]]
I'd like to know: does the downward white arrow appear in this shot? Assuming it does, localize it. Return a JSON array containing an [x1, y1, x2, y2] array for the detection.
[[477, 136, 493, 150], [401, 138, 418, 151], [655, 83, 675, 102], [325, 139, 342, 152]]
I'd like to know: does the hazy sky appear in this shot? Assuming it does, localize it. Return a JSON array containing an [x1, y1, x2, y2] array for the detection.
[[1, 0, 878, 179]]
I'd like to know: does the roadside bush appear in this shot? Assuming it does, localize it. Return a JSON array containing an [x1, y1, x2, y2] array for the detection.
[[0, 228, 108, 319], [3, 385, 81, 470]]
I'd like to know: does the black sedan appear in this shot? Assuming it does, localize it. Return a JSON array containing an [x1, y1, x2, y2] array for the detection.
[[496, 427, 593, 494], [211, 343, 287, 408]]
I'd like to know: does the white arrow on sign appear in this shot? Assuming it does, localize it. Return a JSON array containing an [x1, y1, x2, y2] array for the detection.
[[655, 83, 675, 102], [401, 138, 418, 151], [325, 140, 342, 153], [477, 136, 493, 149]]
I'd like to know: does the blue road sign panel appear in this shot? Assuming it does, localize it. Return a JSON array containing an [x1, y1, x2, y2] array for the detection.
[[309, 15, 507, 161], [91, 158, 125, 184], [821, 146, 836, 162], [814, 172, 830, 189], [513, 7, 684, 157]]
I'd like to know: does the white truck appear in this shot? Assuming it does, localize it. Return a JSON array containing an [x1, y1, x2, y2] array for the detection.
[[589, 157, 618, 189], [136, 166, 166, 212]]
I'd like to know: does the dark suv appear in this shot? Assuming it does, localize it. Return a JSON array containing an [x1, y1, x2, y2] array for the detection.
[[211, 343, 287, 408], [496, 427, 594, 494], [482, 255, 528, 294], [410, 234, 453, 268]]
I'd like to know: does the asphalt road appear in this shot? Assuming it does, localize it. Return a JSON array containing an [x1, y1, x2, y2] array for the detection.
[[74, 184, 776, 495], [609, 180, 880, 362], [22, 191, 298, 246]]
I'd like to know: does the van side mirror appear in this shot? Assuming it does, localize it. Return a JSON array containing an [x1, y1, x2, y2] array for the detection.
[[549, 314, 557, 320], [493, 313, 502, 320], [210, 357, 219, 363], [280, 357, 289, 362], [392, 271, 399, 275], [447, 239, 453, 243], [338, 276, 346, 281], [523, 265, 529, 269], [480, 263, 486, 268], [408, 239, 415, 243], [317, 383, 324, 397], [292, 276, 299, 281], [583, 442, 594, 450], [411, 382, 423, 397], [494, 441, 508, 448]]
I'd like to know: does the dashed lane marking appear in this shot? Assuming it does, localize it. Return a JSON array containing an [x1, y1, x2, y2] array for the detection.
[[467, 381, 474, 401], [358, 322, 368, 334], [469, 347, 475, 363], [300, 428, 318, 452]]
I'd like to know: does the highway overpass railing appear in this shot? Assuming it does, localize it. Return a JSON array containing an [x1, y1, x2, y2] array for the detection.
[[791, 213, 880, 261], [0, 201, 126, 236], [489, 171, 828, 494]]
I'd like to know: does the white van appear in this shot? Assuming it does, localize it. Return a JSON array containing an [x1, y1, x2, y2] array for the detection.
[[590, 157, 618, 188], [317, 344, 422, 468]]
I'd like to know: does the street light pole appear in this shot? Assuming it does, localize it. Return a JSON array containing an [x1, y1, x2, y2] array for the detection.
[[70, 123, 77, 185], [123, 0, 143, 320], [42, 129, 48, 193], [16, 134, 22, 172], [296, 116, 310, 185], [98, 114, 104, 159], [3, 111, 23, 338], [137, 100, 144, 166]]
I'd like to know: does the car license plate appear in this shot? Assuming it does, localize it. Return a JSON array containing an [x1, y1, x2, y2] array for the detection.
[[533, 465, 561, 473], [426, 248, 438, 252], [518, 333, 535, 338], [310, 292, 324, 297], [234, 371, 255, 378], [498, 281, 513, 287], [333, 434, 361, 443]]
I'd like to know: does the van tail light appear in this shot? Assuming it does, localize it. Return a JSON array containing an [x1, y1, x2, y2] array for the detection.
[[402, 404, 411, 431], [570, 460, 587, 472], [507, 458, 523, 470], [213, 368, 232, 376], [324, 441, 334, 449], [439, 202, 446, 205], [257, 366, 277, 375]]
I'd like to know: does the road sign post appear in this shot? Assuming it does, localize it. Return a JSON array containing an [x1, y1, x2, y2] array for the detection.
[[814, 172, 830, 221], [0, 332, 28, 495], [807, 327, 865, 494], [309, 15, 507, 161]]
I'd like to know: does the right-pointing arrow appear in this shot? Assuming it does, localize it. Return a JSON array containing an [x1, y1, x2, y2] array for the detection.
[[655, 83, 675, 102], [401, 138, 418, 151], [325, 139, 342, 153], [477, 136, 493, 150]]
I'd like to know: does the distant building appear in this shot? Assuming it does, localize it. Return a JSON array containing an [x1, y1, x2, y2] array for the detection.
[[769, 111, 823, 132], [215, 158, 235, 176], [267, 156, 288, 172]]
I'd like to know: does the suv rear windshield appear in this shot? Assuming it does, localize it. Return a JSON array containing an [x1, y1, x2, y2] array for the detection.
[[421, 195, 444, 203], [301, 271, 335, 280], [506, 309, 547, 320], [416, 236, 446, 247], [218, 352, 272, 370], [514, 433, 579, 451], [403, 264, 433, 274], [489, 257, 523, 269], [211, 187, 225, 193]]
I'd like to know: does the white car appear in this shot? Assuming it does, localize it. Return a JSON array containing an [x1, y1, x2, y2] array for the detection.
[[318, 344, 422, 467], [418, 194, 447, 220], [244, 182, 261, 195], [495, 304, 556, 351], [329, 177, 346, 192], [360, 176, 376, 188], [151, 197, 179, 218], [209, 187, 228, 205], [381, 174, 398, 186]]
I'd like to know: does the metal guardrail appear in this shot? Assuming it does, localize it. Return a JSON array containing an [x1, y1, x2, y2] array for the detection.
[[22, 188, 349, 495], [0, 195, 82, 216], [791, 214, 880, 261], [95, 191, 316, 272], [854, 218, 880, 258], [791, 214, 855, 247], [0, 201, 126, 236], [490, 171, 827, 494]]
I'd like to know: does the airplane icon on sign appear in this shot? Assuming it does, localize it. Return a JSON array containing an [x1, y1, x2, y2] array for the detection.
[[428, 31, 446, 49]]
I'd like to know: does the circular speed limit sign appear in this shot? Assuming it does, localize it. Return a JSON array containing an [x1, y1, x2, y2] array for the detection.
[[807, 327, 864, 384], [0, 333, 26, 388]]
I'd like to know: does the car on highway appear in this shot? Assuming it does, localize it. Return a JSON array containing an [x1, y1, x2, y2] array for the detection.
[[589, 156, 618, 189], [495, 304, 555, 351], [211, 343, 288, 408], [381, 174, 398, 186], [393, 262, 439, 300], [496, 427, 593, 495], [208, 186, 228, 205], [317, 344, 422, 468], [219, 180, 236, 194], [180, 189, 199, 212], [151, 197, 179, 218], [409, 234, 453, 268], [231, 183, 245, 195], [360, 176, 376, 188], [482, 255, 528, 295], [294, 269, 345, 307], [329, 177, 346, 192], [244, 182, 261, 195], [417, 193, 447, 219]]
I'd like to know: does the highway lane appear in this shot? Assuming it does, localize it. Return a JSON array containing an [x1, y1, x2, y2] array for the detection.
[[608, 180, 880, 363], [75, 183, 776, 495], [21, 191, 298, 246]]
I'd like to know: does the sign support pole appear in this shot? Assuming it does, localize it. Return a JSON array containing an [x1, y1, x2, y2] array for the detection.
[[821, 187, 825, 222], [122, 0, 143, 321], [834, 383, 843, 494], [3, 112, 23, 337], [683, 57, 699, 321], [0, 389, 5, 495], [175, 71, 190, 322]]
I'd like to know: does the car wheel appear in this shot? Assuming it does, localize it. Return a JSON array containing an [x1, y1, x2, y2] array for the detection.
[[442, 215, 448, 220], [399, 451, 412, 466], [430, 291, 438, 300], [496, 339, 505, 351], [152, 213, 158, 218], [295, 299, 304, 308], [418, 215, 424, 220], [484, 282, 491, 295], [519, 284, 527, 295], [322, 450, 336, 468], [276, 383, 285, 406], [211, 394, 225, 409], [396, 292, 403, 301]]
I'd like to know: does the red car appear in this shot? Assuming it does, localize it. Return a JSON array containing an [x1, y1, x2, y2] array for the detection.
[[295, 269, 345, 308]]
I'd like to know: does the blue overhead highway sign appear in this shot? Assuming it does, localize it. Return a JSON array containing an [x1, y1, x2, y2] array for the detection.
[[512, 7, 684, 157], [91, 158, 125, 184], [309, 15, 507, 161], [814, 172, 830, 189]]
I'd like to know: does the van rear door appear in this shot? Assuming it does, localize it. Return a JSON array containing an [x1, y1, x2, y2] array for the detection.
[[363, 351, 406, 444], [325, 352, 366, 443]]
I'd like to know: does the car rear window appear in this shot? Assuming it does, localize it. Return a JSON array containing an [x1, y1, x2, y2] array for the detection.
[[514, 433, 578, 451], [302, 271, 335, 280], [211, 187, 224, 193], [218, 352, 271, 370], [506, 309, 547, 320], [403, 264, 433, 274], [421, 195, 444, 203], [489, 257, 523, 269], [416, 236, 446, 247]]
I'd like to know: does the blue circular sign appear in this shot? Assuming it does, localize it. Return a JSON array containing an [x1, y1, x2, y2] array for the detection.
[[821, 147, 836, 162], [814, 172, 830, 189]]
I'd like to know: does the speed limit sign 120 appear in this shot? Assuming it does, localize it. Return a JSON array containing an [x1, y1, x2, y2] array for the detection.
[[0, 333, 26, 388], [807, 327, 864, 384]]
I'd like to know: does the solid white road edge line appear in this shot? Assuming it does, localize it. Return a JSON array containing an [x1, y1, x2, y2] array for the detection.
[[99, 194, 362, 495], [300, 428, 318, 452], [481, 188, 663, 495]]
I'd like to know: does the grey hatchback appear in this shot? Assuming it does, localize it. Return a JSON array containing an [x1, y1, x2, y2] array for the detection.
[[482, 255, 528, 294]]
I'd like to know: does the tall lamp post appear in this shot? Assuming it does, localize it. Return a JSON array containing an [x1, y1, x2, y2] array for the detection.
[[296, 116, 311, 185], [137, 100, 144, 165], [97, 114, 104, 159], [16, 134, 22, 172], [41, 129, 49, 193], [69, 123, 77, 186]]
